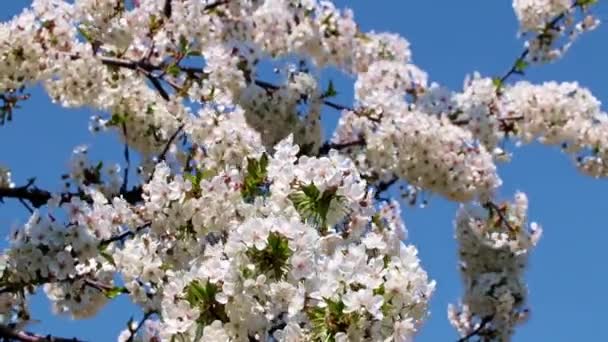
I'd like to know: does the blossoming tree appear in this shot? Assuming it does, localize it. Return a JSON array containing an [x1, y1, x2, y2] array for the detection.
[[0, 0, 602, 341]]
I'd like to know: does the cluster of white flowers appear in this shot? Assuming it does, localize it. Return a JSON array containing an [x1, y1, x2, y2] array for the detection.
[[512, 0, 599, 62], [367, 111, 501, 202], [27, 136, 431, 341], [0, 0, 604, 341], [449, 193, 542, 341], [513, 0, 571, 31], [239, 71, 323, 152], [503, 81, 608, 177]]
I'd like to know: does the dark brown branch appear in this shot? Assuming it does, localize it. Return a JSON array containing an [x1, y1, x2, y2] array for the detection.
[[374, 176, 398, 200], [157, 124, 185, 163], [0, 183, 143, 209], [121, 122, 130, 193], [125, 311, 157, 342], [253, 80, 352, 112], [318, 139, 365, 156], [456, 316, 492, 342], [17, 198, 34, 214], [0, 183, 65, 208], [163, 0, 172, 18], [99, 222, 151, 248], [204, 0, 231, 13], [485, 201, 515, 231], [0, 324, 84, 342]]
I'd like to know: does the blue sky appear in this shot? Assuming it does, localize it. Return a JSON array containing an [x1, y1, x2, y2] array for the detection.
[[1, 1, 608, 341]]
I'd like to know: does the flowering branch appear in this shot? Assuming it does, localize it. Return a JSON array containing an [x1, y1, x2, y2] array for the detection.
[[497, 1, 590, 89]]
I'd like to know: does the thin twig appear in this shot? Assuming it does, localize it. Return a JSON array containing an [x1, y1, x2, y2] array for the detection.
[[374, 176, 399, 200], [485, 201, 515, 231], [126, 311, 157, 342], [497, 3, 582, 88], [0, 183, 143, 209], [99, 222, 151, 248], [17, 198, 34, 214], [121, 122, 130, 193], [318, 139, 365, 156], [158, 124, 185, 163], [456, 316, 492, 342], [0, 324, 84, 342], [254, 79, 352, 112], [139, 67, 170, 101], [204, 0, 231, 12]]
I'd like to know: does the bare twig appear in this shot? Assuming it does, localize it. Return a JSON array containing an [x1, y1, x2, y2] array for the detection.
[[121, 122, 131, 193], [374, 176, 399, 200], [17, 198, 34, 214], [0, 324, 84, 342], [99, 222, 151, 248], [0, 183, 143, 209]]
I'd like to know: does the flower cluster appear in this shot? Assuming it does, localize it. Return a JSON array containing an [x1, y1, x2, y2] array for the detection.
[[512, 0, 599, 62], [449, 193, 542, 341], [107, 137, 435, 341], [503, 81, 608, 177], [0, 0, 605, 341], [367, 110, 501, 202]]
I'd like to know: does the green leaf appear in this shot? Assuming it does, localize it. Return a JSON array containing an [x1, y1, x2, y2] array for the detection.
[[100, 250, 116, 266], [77, 25, 94, 43], [104, 286, 128, 299], [492, 77, 503, 89], [241, 153, 270, 202], [166, 64, 181, 77], [187, 50, 202, 57], [576, 0, 598, 6], [108, 113, 127, 126], [514, 58, 528, 74], [149, 14, 163, 33], [246, 232, 293, 280], [289, 184, 343, 231], [321, 80, 338, 99], [178, 35, 189, 54]]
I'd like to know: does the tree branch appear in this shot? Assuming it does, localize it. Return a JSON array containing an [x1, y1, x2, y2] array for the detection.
[[125, 311, 157, 342], [318, 139, 365, 156], [99, 222, 151, 248], [373, 176, 398, 200], [121, 122, 131, 193], [0, 324, 84, 342], [456, 316, 492, 342], [497, 3, 583, 88], [0, 183, 143, 209], [485, 201, 516, 232]]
